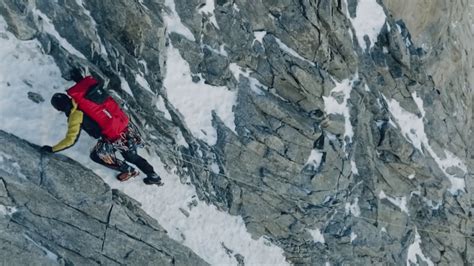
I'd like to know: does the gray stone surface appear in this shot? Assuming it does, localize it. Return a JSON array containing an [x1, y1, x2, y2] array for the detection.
[[0, 0, 472, 264], [0, 130, 208, 265]]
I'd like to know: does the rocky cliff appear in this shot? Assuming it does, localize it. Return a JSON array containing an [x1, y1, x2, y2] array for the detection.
[[0, 130, 208, 265], [0, 0, 472, 265]]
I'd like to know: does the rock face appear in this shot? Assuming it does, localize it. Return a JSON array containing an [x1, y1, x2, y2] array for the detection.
[[384, 0, 474, 90], [0, 0, 472, 264], [0, 130, 208, 265]]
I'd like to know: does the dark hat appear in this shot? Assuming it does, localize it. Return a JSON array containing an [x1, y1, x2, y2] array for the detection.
[[51, 93, 72, 112]]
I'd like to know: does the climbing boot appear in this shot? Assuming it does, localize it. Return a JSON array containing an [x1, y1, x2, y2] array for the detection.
[[116, 170, 139, 182], [143, 173, 163, 186]]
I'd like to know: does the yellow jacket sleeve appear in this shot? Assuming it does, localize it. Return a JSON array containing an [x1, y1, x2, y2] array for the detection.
[[52, 102, 83, 152]]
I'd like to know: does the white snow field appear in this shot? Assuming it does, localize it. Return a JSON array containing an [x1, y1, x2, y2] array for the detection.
[[163, 0, 238, 146], [0, 15, 287, 266], [163, 44, 237, 146]]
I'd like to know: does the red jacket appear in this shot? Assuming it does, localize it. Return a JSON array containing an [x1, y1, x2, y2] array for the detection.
[[67, 76, 129, 141]]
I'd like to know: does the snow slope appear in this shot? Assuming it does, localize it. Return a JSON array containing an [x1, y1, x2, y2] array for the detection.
[[163, 0, 238, 146], [384, 95, 467, 194], [345, 0, 386, 50], [163, 44, 237, 146], [0, 16, 287, 266]]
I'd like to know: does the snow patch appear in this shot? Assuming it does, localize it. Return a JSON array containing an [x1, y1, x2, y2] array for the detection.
[[388, 118, 397, 128], [350, 232, 358, 243], [164, 44, 237, 145], [379, 190, 409, 214], [411, 92, 426, 118], [396, 24, 402, 33], [137, 0, 149, 10], [163, 0, 195, 41], [119, 75, 133, 96], [345, 0, 386, 50], [198, 0, 219, 29], [384, 96, 425, 152], [175, 129, 189, 148], [74, 0, 108, 56], [203, 44, 228, 57], [135, 73, 154, 94], [274, 37, 315, 66], [32, 9, 86, 59], [229, 63, 266, 95], [406, 228, 434, 266], [351, 160, 359, 175], [323, 77, 355, 151], [0, 204, 17, 216], [405, 37, 412, 47], [423, 198, 442, 210], [24, 234, 59, 262], [139, 60, 149, 74], [210, 162, 219, 174], [410, 190, 439, 211], [345, 198, 361, 217], [218, 44, 228, 56], [326, 132, 338, 142], [436, 149, 468, 179], [375, 120, 385, 128], [156, 96, 172, 120], [232, 3, 240, 12], [308, 228, 325, 244], [253, 31, 267, 44], [305, 149, 324, 168]]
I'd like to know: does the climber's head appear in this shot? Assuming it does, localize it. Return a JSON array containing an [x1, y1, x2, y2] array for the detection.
[[51, 93, 72, 113]]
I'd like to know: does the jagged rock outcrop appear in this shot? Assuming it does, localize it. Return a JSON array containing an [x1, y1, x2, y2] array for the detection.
[[0, 0, 472, 264], [171, 1, 473, 264], [0, 130, 207, 265], [384, 0, 474, 91]]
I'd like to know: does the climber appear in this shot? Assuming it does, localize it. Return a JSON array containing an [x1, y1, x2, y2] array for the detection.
[[41, 69, 163, 186]]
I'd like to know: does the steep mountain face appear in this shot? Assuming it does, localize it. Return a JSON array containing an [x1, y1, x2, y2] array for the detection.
[[0, 130, 207, 265], [0, 0, 472, 265], [385, 0, 474, 91]]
